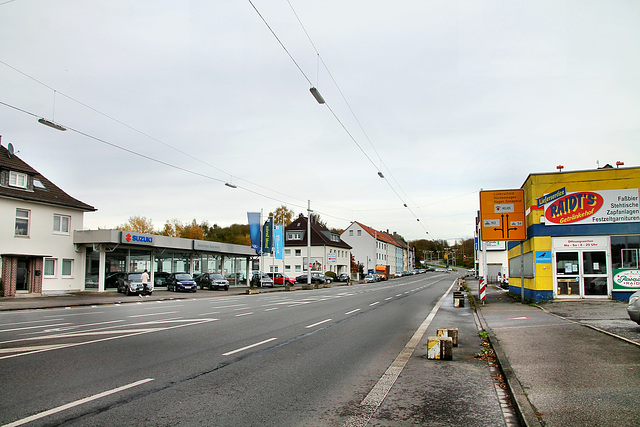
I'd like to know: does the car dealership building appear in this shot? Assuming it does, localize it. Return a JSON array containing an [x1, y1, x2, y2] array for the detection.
[[505, 165, 640, 301], [74, 229, 256, 292]]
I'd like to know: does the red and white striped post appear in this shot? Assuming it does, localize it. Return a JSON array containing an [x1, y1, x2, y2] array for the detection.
[[479, 278, 486, 304]]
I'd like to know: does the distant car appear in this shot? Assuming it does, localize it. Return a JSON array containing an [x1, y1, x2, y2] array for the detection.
[[117, 272, 153, 296], [226, 272, 246, 285], [266, 273, 295, 286], [250, 272, 274, 287], [498, 272, 509, 289], [295, 272, 326, 285], [394, 272, 403, 278], [154, 272, 170, 286], [363, 274, 377, 283], [336, 273, 351, 283], [166, 273, 197, 292], [196, 272, 230, 291], [627, 290, 640, 324]]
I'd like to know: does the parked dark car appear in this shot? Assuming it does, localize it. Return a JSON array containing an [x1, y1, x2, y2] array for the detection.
[[105, 272, 126, 289], [166, 273, 197, 292], [295, 272, 326, 285], [336, 273, 351, 283], [117, 272, 153, 296], [250, 272, 274, 287], [196, 272, 230, 291]]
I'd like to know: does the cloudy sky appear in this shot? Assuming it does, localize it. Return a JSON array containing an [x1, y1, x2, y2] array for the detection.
[[1, 0, 639, 243]]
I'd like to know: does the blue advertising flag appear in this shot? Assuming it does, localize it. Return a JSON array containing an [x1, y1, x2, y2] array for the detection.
[[262, 216, 273, 254], [274, 224, 284, 260], [247, 212, 262, 254]]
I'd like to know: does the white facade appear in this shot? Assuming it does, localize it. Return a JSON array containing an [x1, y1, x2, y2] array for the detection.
[[264, 244, 350, 276], [1, 198, 88, 294]]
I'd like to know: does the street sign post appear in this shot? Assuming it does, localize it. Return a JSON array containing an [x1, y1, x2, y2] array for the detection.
[[479, 189, 526, 242], [479, 189, 527, 304]]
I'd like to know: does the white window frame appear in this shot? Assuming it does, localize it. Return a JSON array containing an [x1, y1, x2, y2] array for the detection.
[[284, 249, 291, 257], [287, 232, 302, 240], [62, 259, 73, 277], [295, 265, 302, 273], [9, 171, 28, 189], [44, 258, 57, 277], [15, 208, 30, 237], [53, 214, 71, 234], [295, 249, 302, 257]]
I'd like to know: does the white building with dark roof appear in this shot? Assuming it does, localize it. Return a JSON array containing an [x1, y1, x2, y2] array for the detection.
[[0, 140, 96, 296]]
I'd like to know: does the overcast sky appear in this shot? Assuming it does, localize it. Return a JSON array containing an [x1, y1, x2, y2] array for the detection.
[[2, 0, 639, 243]]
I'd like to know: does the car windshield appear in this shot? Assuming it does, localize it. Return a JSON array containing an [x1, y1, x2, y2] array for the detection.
[[212, 274, 225, 280], [127, 273, 142, 281], [175, 273, 192, 281]]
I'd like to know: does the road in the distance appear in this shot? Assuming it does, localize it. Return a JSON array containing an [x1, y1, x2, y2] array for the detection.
[[0, 273, 465, 426]]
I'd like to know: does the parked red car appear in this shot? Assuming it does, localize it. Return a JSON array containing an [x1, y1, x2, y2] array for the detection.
[[266, 273, 295, 286]]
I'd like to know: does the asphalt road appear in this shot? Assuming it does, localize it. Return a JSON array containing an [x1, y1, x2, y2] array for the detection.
[[0, 273, 504, 426]]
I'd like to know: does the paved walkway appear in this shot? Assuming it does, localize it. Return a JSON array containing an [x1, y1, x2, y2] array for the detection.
[[470, 279, 640, 427]]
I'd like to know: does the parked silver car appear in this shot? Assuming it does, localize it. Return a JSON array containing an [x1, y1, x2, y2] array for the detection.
[[117, 272, 153, 296], [627, 290, 640, 324]]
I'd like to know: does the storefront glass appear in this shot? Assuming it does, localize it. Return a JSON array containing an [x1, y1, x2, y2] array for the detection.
[[224, 256, 247, 286], [105, 248, 127, 289], [556, 252, 580, 296], [85, 247, 100, 289]]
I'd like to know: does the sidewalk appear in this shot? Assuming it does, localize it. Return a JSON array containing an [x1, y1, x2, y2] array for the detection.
[[0, 285, 298, 311], [470, 278, 640, 427]]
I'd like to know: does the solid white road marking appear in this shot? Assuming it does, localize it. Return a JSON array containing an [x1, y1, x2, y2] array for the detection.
[[222, 338, 277, 356], [2, 378, 154, 427]]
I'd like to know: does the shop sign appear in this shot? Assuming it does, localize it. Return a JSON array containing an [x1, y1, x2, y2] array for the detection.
[[121, 232, 154, 245], [328, 253, 337, 263], [613, 269, 640, 290], [552, 236, 608, 250], [544, 188, 640, 226]]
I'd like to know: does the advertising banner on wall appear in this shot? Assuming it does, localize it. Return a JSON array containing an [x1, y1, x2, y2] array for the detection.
[[543, 188, 640, 226], [613, 269, 640, 290]]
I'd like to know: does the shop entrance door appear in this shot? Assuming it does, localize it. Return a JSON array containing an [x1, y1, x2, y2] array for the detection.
[[555, 252, 580, 297], [16, 259, 29, 291], [582, 251, 608, 296], [555, 251, 609, 298]]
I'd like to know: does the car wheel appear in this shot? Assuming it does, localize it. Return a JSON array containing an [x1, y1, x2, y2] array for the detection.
[[224, 286, 229, 291], [192, 289, 197, 293], [125, 288, 130, 296], [147, 292, 152, 296]]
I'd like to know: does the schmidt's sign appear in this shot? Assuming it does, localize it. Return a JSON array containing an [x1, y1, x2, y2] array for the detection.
[[543, 188, 640, 226], [120, 232, 154, 245]]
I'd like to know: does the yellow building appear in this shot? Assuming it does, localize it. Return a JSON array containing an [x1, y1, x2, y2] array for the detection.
[[507, 165, 640, 301]]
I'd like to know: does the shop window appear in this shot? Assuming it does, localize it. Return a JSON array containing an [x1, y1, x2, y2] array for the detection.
[[53, 214, 71, 234], [15, 208, 29, 236], [62, 259, 73, 276], [44, 258, 56, 277], [611, 235, 640, 269]]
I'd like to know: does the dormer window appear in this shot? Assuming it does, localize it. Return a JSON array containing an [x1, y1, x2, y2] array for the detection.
[[287, 231, 303, 240], [9, 171, 28, 189]]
